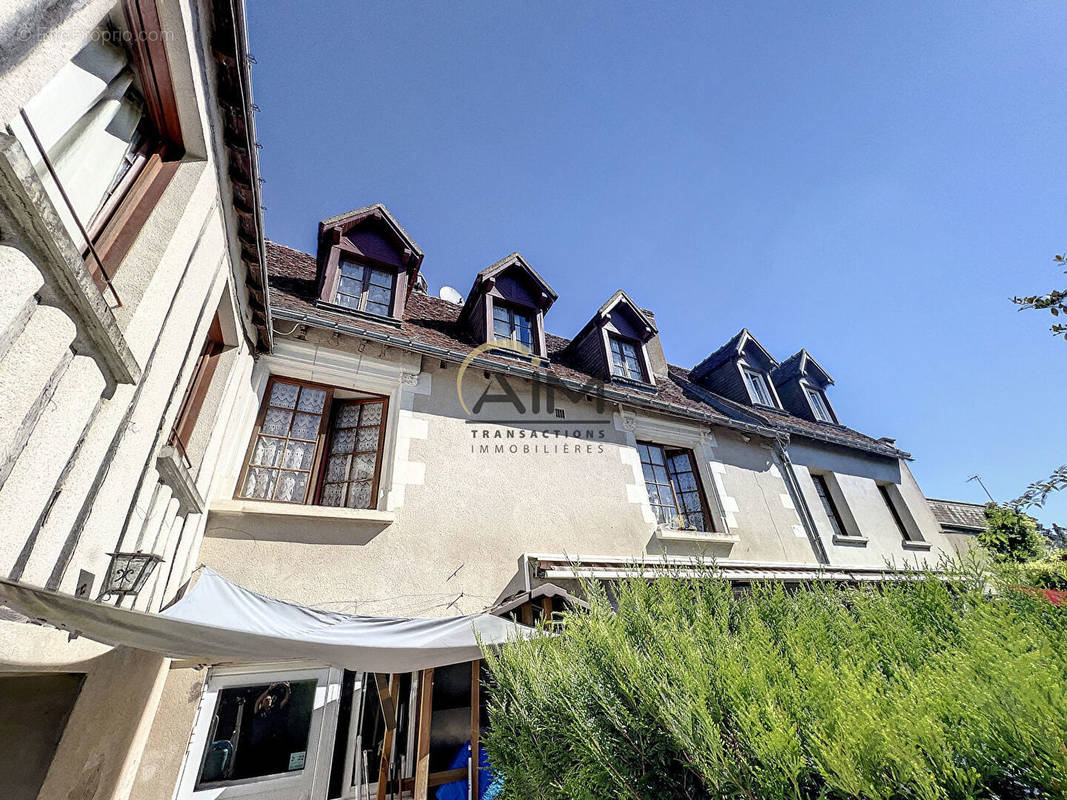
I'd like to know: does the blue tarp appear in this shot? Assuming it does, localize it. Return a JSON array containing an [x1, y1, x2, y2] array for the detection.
[[435, 742, 501, 800]]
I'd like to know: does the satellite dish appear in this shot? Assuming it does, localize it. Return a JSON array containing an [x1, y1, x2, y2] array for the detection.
[[438, 286, 463, 305]]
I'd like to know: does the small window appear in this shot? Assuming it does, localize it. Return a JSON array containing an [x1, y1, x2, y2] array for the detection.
[[812, 474, 846, 538], [492, 303, 534, 350], [806, 387, 834, 423], [609, 335, 645, 381], [238, 378, 387, 508], [334, 259, 395, 316], [196, 679, 317, 787], [742, 367, 775, 407], [168, 315, 225, 465], [879, 484, 921, 542], [638, 443, 711, 531]]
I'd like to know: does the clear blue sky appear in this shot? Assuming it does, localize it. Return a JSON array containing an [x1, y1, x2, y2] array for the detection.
[[248, 1, 1066, 525]]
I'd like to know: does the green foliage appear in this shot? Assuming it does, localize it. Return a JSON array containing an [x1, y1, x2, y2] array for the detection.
[[1012, 253, 1067, 340], [978, 502, 1045, 563], [1011, 465, 1067, 513], [1002, 557, 1067, 591], [483, 569, 1067, 800]]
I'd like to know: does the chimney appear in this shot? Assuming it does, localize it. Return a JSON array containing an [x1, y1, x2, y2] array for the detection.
[[641, 309, 669, 380]]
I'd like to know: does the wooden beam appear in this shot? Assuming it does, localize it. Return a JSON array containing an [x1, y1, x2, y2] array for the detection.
[[376, 675, 397, 800], [471, 659, 481, 790], [375, 672, 398, 731], [542, 595, 553, 623], [521, 602, 533, 626], [413, 668, 435, 800]]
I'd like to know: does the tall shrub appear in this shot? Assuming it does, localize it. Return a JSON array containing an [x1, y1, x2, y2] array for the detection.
[[484, 569, 1067, 800], [979, 503, 1045, 563]]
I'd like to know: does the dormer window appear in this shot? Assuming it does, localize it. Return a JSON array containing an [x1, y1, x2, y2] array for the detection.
[[315, 204, 424, 323], [492, 303, 534, 350], [566, 290, 658, 385], [609, 335, 645, 381], [458, 253, 557, 358], [334, 259, 395, 316], [742, 367, 775, 407], [769, 349, 839, 423], [806, 386, 834, 423]]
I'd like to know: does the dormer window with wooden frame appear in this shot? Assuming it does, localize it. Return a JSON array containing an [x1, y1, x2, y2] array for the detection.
[[690, 329, 781, 408], [567, 290, 658, 386], [9, 0, 184, 305], [315, 204, 424, 324], [458, 253, 557, 358], [770, 349, 840, 424], [492, 302, 534, 350]]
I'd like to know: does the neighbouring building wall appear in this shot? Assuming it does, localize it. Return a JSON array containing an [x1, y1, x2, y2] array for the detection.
[[0, 1, 265, 798]]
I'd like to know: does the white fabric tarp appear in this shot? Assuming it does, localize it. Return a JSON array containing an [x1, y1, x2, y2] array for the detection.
[[0, 568, 536, 672]]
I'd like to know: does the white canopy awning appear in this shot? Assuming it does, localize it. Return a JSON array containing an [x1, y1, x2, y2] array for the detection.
[[0, 568, 535, 672]]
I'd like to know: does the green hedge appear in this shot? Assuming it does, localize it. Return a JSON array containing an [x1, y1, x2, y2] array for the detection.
[[484, 571, 1067, 800]]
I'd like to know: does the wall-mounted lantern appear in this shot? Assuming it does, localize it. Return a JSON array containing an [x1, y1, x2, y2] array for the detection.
[[102, 551, 163, 598]]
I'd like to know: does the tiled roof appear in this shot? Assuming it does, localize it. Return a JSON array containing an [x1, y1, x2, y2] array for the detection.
[[266, 241, 909, 459], [926, 498, 987, 531]]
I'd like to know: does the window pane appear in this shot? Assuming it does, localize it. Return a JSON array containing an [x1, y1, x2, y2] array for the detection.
[[493, 305, 510, 322], [262, 408, 293, 437], [361, 402, 383, 425], [334, 293, 360, 310], [274, 471, 307, 502], [281, 439, 316, 470], [340, 261, 366, 280], [297, 388, 327, 413], [338, 276, 362, 297], [365, 300, 391, 316], [289, 412, 320, 441], [270, 382, 300, 409], [356, 426, 380, 451], [493, 319, 512, 338], [368, 268, 392, 288], [368, 285, 391, 306], [196, 679, 317, 787], [346, 482, 372, 509], [242, 466, 276, 499], [250, 436, 283, 468]]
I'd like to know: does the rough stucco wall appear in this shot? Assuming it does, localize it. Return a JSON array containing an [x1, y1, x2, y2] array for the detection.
[[198, 352, 830, 619], [128, 666, 204, 800], [0, 2, 261, 799], [790, 444, 955, 566]]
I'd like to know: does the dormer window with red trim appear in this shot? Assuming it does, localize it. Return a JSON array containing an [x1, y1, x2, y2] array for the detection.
[[493, 302, 534, 350], [335, 258, 395, 316], [567, 290, 658, 386], [458, 253, 557, 358], [314, 204, 423, 324]]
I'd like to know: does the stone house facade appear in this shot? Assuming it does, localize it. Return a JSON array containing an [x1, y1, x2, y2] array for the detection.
[[0, 4, 956, 799]]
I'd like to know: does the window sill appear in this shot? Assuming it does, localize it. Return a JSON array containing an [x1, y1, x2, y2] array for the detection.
[[832, 535, 869, 547], [315, 300, 403, 329], [901, 539, 933, 551], [655, 528, 739, 544], [210, 498, 395, 527]]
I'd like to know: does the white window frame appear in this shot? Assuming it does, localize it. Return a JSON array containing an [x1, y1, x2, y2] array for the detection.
[[741, 366, 776, 407], [176, 664, 337, 800], [803, 383, 836, 423]]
